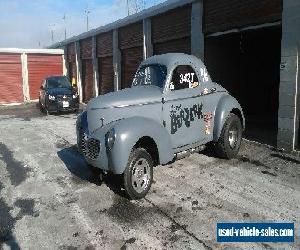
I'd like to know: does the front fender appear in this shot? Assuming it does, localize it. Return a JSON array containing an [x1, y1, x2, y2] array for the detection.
[[110, 116, 174, 174], [213, 94, 245, 141]]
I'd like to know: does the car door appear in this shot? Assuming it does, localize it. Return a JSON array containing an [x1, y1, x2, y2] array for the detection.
[[162, 65, 207, 149]]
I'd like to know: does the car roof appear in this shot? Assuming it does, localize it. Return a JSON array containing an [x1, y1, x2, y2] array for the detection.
[[140, 53, 206, 69]]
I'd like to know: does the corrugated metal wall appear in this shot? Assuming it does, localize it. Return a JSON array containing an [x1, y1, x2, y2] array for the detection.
[[204, 0, 283, 34], [119, 22, 143, 89], [97, 31, 114, 94], [67, 43, 77, 84], [62, 0, 283, 104], [28, 54, 63, 100], [80, 38, 94, 102], [0, 54, 23, 104], [152, 5, 192, 55]]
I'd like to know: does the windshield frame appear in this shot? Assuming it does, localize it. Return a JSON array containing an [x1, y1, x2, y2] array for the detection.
[[132, 64, 167, 89], [46, 76, 72, 89]]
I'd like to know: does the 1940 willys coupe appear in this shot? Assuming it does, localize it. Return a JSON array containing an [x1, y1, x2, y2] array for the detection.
[[76, 53, 245, 199]]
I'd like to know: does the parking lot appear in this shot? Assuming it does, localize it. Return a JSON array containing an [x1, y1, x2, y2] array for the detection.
[[0, 104, 299, 250]]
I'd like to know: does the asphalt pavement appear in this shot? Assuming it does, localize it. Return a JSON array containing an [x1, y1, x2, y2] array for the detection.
[[0, 104, 299, 250]]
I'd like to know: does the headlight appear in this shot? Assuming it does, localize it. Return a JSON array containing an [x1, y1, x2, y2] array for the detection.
[[73, 93, 78, 99], [106, 128, 115, 150], [48, 95, 55, 100]]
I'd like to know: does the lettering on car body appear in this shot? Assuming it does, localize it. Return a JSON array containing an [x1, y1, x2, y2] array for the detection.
[[170, 103, 203, 134]]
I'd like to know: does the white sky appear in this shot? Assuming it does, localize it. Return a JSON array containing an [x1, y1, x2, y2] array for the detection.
[[0, 0, 165, 48]]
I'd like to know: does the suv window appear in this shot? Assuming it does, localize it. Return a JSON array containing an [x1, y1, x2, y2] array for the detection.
[[170, 65, 199, 91], [46, 76, 71, 89]]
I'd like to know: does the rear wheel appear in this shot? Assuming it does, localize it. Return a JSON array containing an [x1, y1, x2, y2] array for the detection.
[[123, 148, 153, 199], [214, 113, 242, 159]]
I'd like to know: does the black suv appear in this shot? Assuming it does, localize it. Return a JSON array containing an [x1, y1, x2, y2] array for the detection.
[[39, 76, 79, 114]]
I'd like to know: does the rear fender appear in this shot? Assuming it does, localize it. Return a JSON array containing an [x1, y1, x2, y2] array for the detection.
[[213, 95, 245, 141]]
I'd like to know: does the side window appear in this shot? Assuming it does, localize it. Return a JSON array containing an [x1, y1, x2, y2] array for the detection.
[[170, 65, 199, 91]]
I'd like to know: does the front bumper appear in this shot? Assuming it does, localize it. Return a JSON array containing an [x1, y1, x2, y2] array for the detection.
[[47, 98, 79, 112]]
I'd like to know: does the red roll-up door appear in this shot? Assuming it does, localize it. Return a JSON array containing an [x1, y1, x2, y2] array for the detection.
[[28, 54, 63, 100], [204, 0, 282, 34], [153, 37, 191, 55], [152, 5, 191, 55], [121, 47, 143, 89], [98, 56, 114, 94], [119, 22, 143, 89], [68, 62, 77, 83], [0, 53, 23, 104], [82, 59, 94, 103], [97, 32, 114, 95], [80, 38, 94, 102]]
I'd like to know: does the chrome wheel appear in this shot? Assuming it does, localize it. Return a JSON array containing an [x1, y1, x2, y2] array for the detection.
[[228, 126, 238, 149], [131, 158, 150, 193]]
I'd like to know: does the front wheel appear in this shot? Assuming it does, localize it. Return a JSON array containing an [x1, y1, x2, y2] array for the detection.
[[123, 148, 153, 200], [214, 113, 242, 159]]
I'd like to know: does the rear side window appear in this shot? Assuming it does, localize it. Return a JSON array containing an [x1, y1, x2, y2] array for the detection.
[[170, 65, 199, 91]]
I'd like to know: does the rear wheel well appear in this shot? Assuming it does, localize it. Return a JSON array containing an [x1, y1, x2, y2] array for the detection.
[[134, 136, 159, 166], [231, 108, 244, 129]]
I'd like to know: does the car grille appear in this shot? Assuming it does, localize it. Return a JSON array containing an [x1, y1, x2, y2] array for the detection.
[[84, 138, 100, 160], [57, 95, 72, 101], [79, 129, 100, 160]]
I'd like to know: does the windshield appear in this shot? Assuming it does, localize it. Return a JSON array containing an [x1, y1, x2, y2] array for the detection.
[[132, 64, 167, 89], [47, 76, 71, 89]]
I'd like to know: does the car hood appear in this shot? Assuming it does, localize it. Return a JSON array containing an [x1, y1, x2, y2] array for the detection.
[[87, 86, 162, 110], [86, 86, 163, 133], [47, 87, 73, 96]]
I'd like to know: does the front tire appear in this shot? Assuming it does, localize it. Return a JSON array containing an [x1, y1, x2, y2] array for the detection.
[[123, 148, 153, 200], [214, 113, 242, 159]]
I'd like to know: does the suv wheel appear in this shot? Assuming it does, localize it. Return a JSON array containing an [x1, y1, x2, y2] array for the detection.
[[215, 113, 242, 159], [124, 148, 153, 199]]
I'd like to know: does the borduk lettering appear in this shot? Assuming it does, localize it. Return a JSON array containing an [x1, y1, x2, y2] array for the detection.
[[170, 103, 203, 134]]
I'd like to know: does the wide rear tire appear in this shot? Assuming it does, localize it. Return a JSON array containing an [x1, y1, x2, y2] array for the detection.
[[214, 113, 242, 159]]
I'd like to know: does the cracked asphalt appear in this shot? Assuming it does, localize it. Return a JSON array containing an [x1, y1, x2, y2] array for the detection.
[[0, 104, 299, 250]]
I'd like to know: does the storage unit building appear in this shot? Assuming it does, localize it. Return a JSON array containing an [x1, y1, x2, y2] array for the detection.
[[0, 49, 64, 104], [50, 0, 300, 151]]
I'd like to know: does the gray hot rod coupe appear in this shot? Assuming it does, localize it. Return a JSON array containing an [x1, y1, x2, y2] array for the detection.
[[76, 53, 245, 199]]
